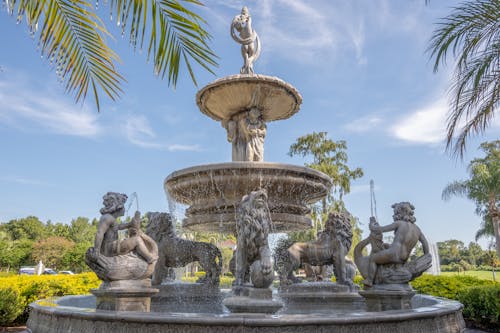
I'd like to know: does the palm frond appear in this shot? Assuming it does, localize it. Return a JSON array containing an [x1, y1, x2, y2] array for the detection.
[[441, 180, 469, 200], [428, 0, 500, 158], [109, 0, 217, 87], [5, 0, 124, 111]]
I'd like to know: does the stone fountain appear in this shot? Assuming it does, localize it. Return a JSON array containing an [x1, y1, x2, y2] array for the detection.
[[27, 6, 466, 333]]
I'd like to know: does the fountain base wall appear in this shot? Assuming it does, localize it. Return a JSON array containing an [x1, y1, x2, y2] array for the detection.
[[27, 294, 465, 333]]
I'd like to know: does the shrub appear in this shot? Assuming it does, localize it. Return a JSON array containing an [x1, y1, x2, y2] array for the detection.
[[457, 284, 500, 327], [180, 275, 234, 288], [411, 274, 495, 300], [0, 273, 100, 326], [194, 271, 206, 278], [0, 288, 25, 326]]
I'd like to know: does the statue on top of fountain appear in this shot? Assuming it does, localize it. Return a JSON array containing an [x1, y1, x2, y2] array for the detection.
[[85, 192, 158, 282], [231, 6, 261, 75], [222, 107, 267, 162], [354, 202, 431, 290]]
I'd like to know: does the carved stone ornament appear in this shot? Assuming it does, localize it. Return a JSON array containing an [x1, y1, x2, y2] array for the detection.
[[145, 212, 222, 286], [275, 211, 357, 291], [231, 6, 261, 74], [85, 192, 158, 282], [354, 202, 432, 289], [234, 189, 274, 289]]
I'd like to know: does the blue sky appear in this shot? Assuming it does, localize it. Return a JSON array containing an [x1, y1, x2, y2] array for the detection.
[[0, 0, 498, 248]]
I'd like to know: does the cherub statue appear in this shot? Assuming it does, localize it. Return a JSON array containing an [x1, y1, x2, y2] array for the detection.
[[85, 192, 158, 281], [242, 108, 266, 161], [231, 6, 261, 74], [354, 202, 431, 288], [222, 108, 267, 162]]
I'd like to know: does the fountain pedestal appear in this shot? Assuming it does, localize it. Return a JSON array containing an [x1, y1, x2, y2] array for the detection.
[[279, 282, 364, 313], [151, 283, 223, 313], [223, 286, 283, 314], [91, 280, 158, 312], [360, 286, 416, 312]]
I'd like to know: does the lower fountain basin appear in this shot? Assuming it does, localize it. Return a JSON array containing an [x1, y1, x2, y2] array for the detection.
[[164, 162, 333, 233], [27, 293, 465, 333]]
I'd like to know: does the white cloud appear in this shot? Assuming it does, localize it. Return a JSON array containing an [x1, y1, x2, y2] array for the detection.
[[0, 77, 101, 137], [344, 115, 383, 133], [391, 98, 447, 144], [0, 176, 53, 186], [124, 115, 201, 152]]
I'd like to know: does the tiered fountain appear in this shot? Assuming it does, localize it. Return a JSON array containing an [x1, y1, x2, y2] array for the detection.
[[27, 6, 466, 333]]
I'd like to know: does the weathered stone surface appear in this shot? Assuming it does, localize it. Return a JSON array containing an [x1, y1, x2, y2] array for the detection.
[[165, 162, 332, 233], [360, 289, 415, 312], [196, 75, 302, 123], [279, 282, 365, 314], [231, 7, 261, 75], [151, 283, 224, 313], [223, 295, 283, 314], [354, 202, 431, 288], [275, 211, 357, 291], [145, 212, 222, 286], [91, 279, 158, 312], [85, 192, 158, 282], [27, 294, 466, 333]]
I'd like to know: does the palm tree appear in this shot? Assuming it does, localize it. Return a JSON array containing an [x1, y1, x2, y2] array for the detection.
[[442, 140, 500, 257], [428, 0, 499, 157], [3, 0, 217, 111]]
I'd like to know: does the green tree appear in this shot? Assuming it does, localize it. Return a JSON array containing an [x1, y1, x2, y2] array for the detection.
[[3, 0, 217, 111], [438, 239, 465, 265], [428, 0, 499, 156], [3, 216, 47, 241], [288, 132, 363, 214], [32, 236, 75, 269], [68, 217, 96, 244], [61, 241, 92, 272], [466, 242, 484, 267], [46, 221, 71, 239], [288, 132, 364, 247], [0, 239, 34, 270], [442, 141, 500, 257]]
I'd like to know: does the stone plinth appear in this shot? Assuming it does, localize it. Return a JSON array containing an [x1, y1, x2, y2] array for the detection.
[[151, 282, 223, 313], [360, 289, 415, 312], [279, 282, 364, 313], [91, 279, 158, 312], [196, 74, 302, 122], [165, 162, 332, 233], [223, 286, 283, 314]]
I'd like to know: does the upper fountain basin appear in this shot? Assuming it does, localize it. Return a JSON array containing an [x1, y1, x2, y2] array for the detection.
[[196, 74, 302, 122], [164, 162, 332, 233]]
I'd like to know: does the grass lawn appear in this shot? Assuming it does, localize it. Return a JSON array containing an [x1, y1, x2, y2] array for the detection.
[[440, 270, 498, 282]]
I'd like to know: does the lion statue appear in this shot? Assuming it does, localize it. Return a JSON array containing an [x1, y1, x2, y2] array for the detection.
[[145, 212, 222, 287], [233, 189, 274, 290], [275, 211, 357, 290]]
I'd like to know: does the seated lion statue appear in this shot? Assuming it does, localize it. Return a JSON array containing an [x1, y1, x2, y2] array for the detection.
[[145, 212, 222, 286], [275, 211, 357, 290], [234, 189, 274, 290]]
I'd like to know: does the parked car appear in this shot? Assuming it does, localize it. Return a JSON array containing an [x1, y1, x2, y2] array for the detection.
[[43, 268, 57, 275], [18, 267, 58, 275], [58, 270, 74, 275], [18, 267, 35, 275]]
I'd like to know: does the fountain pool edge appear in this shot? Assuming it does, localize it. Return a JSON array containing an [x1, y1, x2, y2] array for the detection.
[[27, 294, 465, 333]]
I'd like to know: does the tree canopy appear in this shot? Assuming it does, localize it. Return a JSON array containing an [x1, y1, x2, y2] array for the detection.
[[442, 140, 500, 257]]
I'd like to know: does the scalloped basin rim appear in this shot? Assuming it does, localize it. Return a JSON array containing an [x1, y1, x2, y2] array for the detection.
[[164, 162, 333, 183]]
